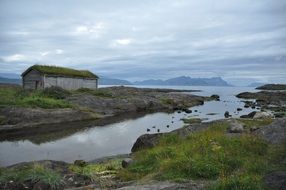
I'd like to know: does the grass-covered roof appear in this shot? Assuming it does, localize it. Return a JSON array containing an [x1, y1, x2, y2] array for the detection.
[[23, 65, 98, 79]]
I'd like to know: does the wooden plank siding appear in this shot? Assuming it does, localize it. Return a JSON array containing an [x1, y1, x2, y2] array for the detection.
[[22, 68, 98, 90], [23, 69, 44, 89], [43, 76, 97, 90]]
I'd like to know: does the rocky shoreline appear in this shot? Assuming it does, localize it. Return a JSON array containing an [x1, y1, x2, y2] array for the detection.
[[0, 86, 209, 135], [1, 85, 286, 189], [1, 117, 285, 190]]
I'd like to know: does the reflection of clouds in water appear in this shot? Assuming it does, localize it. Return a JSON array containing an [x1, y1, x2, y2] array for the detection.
[[0, 86, 260, 166]]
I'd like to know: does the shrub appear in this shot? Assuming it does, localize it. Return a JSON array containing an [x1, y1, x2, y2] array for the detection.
[[76, 88, 113, 98], [0, 164, 62, 190], [0, 86, 72, 109], [20, 96, 72, 109], [42, 86, 71, 99]]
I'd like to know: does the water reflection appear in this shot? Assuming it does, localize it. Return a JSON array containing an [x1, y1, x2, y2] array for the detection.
[[0, 86, 258, 166]]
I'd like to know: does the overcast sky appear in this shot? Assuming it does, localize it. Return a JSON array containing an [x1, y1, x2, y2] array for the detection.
[[0, 0, 285, 85]]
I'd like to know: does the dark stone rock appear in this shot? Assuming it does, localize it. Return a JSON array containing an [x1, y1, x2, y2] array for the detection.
[[131, 133, 163, 152], [250, 126, 260, 132], [274, 113, 284, 118], [64, 174, 92, 188], [122, 158, 133, 168], [33, 181, 50, 190], [2, 181, 30, 190], [131, 121, 217, 152], [211, 94, 220, 101], [224, 111, 231, 118], [263, 171, 286, 190], [74, 160, 87, 167], [182, 108, 192, 113], [240, 111, 257, 119], [237, 108, 242, 111]]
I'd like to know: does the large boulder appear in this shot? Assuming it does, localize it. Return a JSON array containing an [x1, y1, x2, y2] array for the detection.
[[228, 120, 244, 133], [131, 121, 220, 152], [224, 111, 231, 118], [131, 133, 163, 152], [253, 118, 286, 144], [253, 111, 273, 119], [240, 111, 257, 119], [263, 171, 286, 190], [122, 158, 133, 168]]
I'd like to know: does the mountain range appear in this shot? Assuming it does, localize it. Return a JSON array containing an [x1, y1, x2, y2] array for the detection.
[[0, 74, 231, 86], [0, 77, 21, 84], [134, 76, 231, 86]]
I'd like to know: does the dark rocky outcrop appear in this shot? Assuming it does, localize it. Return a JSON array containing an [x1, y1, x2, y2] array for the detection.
[[256, 84, 286, 90], [263, 171, 286, 190], [236, 91, 286, 107], [240, 111, 257, 118], [0, 86, 209, 136], [115, 180, 207, 190]]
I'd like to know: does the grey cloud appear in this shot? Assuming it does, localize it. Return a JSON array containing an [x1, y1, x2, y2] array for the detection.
[[0, 0, 285, 85]]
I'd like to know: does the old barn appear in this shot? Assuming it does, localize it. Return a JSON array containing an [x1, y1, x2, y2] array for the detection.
[[22, 65, 99, 90]]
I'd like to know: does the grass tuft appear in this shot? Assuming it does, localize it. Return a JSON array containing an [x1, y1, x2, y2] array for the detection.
[[0, 86, 72, 109], [0, 164, 62, 189], [118, 121, 284, 188], [75, 88, 113, 98]]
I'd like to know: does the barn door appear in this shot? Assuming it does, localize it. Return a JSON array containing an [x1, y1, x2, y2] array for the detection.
[[35, 81, 39, 89]]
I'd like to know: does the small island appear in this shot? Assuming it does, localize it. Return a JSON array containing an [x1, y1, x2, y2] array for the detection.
[[256, 84, 286, 90]]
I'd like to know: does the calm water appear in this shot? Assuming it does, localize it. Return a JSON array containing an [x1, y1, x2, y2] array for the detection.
[[0, 86, 259, 166]]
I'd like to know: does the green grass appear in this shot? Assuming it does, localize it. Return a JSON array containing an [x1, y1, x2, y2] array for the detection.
[[118, 121, 286, 189], [28, 65, 98, 79], [0, 164, 62, 189], [75, 88, 113, 98], [0, 86, 72, 109], [69, 159, 121, 188], [160, 98, 175, 106]]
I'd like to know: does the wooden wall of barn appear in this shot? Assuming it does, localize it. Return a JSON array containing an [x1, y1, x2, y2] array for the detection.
[[23, 70, 44, 89], [45, 76, 98, 90]]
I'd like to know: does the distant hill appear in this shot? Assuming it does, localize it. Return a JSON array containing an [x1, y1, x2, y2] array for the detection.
[[0, 77, 21, 84], [256, 84, 286, 90], [0, 73, 20, 79], [99, 77, 133, 85], [247, 82, 265, 87], [0, 73, 231, 87], [134, 76, 231, 86]]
